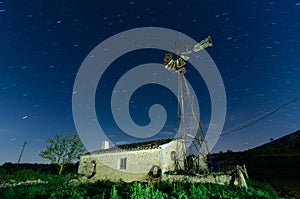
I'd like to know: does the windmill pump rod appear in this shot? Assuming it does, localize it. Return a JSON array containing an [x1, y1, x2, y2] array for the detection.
[[17, 141, 27, 163]]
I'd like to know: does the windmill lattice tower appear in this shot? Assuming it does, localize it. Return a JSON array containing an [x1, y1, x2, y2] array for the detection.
[[163, 36, 213, 173]]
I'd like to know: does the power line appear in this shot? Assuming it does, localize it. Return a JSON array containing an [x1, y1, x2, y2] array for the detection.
[[207, 96, 300, 139]]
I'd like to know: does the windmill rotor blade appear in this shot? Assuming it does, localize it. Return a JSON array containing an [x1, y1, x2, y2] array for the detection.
[[163, 53, 173, 65], [177, 57, 186, 67]]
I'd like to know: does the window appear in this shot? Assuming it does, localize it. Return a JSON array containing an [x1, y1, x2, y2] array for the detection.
[[119, 158, 127, 170], [171, 151, 176, 161]]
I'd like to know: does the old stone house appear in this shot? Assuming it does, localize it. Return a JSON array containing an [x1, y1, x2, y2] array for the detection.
[[78, 138, 187, 182]]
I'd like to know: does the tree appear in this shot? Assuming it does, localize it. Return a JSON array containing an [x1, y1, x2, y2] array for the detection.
[[39, 133, 85, 174]]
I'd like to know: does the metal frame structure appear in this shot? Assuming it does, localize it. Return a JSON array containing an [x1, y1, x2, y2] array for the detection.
[[163, 36, 213, 173]]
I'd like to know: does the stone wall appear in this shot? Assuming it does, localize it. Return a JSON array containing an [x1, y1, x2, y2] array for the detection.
[[162, 173, 232, 185]]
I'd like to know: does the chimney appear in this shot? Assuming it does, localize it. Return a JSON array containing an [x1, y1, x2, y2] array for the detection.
[[101, 140, 109, 149]]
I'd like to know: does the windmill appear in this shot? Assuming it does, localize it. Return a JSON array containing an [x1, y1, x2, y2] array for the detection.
[[163, 36, 213, 173]]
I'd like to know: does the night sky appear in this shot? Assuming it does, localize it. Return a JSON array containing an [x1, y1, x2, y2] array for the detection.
[[0, 0, 300, 164]]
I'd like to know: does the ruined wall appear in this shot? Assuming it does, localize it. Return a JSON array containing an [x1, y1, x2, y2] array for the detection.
[[78, 158, 96, 177]]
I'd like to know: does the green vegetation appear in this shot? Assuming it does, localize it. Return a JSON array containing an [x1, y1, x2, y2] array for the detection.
[[39, 133, 85, 175], [0, 169, 286, 199]]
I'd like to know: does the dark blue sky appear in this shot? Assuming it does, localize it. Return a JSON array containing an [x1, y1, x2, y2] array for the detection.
[[0, 0, 300, 164]]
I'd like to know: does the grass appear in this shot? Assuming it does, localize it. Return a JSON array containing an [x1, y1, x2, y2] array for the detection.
[[0, 168, 288, 199]]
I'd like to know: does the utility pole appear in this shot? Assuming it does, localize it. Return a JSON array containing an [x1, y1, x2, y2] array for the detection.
[[17, 141, 27, 163]]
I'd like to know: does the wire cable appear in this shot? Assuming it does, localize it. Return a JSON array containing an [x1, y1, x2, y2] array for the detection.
[[206, 96, 300, 139]]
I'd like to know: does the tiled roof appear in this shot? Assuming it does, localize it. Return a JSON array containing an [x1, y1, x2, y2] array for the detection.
[[83, 138, 180, 155]]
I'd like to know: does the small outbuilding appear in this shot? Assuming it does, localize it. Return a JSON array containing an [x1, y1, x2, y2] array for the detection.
[[78, 138, 187, 182]]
